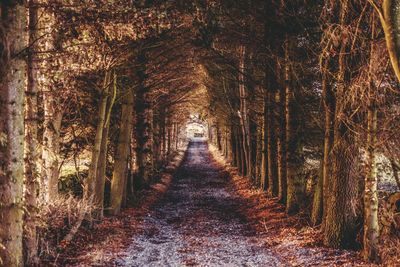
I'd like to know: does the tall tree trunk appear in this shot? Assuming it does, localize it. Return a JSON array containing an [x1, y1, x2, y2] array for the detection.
[[135, 48, 154, 187], [41, 98, 62, 201], [85, 71, 110, 202], [238, 45, 251, 178], [40, 3, 62, 202], [312, 58, 334, 226], [216, 123, 222, 151], [93, 72, 116, 219], [94, 119, 109, 218], [255, 125, 262, 184], [267, 87, 278, 196], [161, 110, 166, 160], [285, 36, 304, 214], [324, 0, 358, 248], [363, 21, 380, 262], [235, 127, 242, 172], [167, 116, 171, 155], [231, 124, 237, 167], [364, 91, 379, 262], [277, 57, 287, 203], [110, 88, 134, 215], [0, 2, 27, 266], [261, 94, 269, 190], [24, 0, 39, 264], [175, 123, 179, 150]]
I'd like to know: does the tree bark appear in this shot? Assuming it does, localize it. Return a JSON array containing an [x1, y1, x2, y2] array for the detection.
[[110, 88, 134, 215], [135, 48, 154, 187], [285, 36, 304, 214], [93, 71, 117, 219], [24, 0, 40, 264], [238, 45, 251, 178], [277, 57, 287, 203], [324, 0, 358, 248], [312, 57, 334, 226], [0, 2, 27, 266], [267, 86, 278, 197], [363, 21, 380, 262], [261, 94, 269, 191], [85, 71, 110, 203], [363, 95, 379, 262], [40, 2, 62, 202]]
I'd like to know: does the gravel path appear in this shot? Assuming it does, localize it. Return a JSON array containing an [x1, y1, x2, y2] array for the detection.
[[115, 141, 284, 267]]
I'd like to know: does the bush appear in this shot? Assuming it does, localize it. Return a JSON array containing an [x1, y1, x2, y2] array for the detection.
[[59, 171, 88, 197]]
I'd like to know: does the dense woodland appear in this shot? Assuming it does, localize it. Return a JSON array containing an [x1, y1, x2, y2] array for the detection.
[[1, 0, 400, 266]]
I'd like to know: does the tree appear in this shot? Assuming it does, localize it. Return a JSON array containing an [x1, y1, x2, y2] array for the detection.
[[0, 2, 27, 266], [110, 86, 134, 215], [24, 0, 40, 264]]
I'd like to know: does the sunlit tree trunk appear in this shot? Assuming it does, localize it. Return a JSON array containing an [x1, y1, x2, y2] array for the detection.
[[40, 2, 62, 202], [363, 21, 380, 262], [24, 0, 39, 264], [94, 118, 110, 216], [0, 2, 27, 266], [92, 73, 115, 219], [364, 89, 379, 262], [85, 71, 110, 203], [110, 88, 134, 215]]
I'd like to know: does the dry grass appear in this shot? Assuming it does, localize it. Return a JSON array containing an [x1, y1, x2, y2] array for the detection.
[[37, 195, 95, 263], [380, 236, 400, 266]]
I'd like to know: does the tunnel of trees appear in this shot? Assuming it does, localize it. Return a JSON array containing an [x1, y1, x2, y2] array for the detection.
[[1, 0, 400, 266]]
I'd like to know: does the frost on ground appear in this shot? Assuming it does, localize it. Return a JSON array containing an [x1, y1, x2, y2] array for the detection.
[[115, 141, 283, 267]]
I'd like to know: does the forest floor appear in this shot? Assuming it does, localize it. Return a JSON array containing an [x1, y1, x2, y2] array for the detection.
[[57, 141, 374, 267]]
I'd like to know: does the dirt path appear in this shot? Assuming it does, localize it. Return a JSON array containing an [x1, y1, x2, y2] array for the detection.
[[115, 141, 284, 266]]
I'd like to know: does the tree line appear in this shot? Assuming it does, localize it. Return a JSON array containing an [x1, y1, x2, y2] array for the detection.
[[1, 0, 400, 266]]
